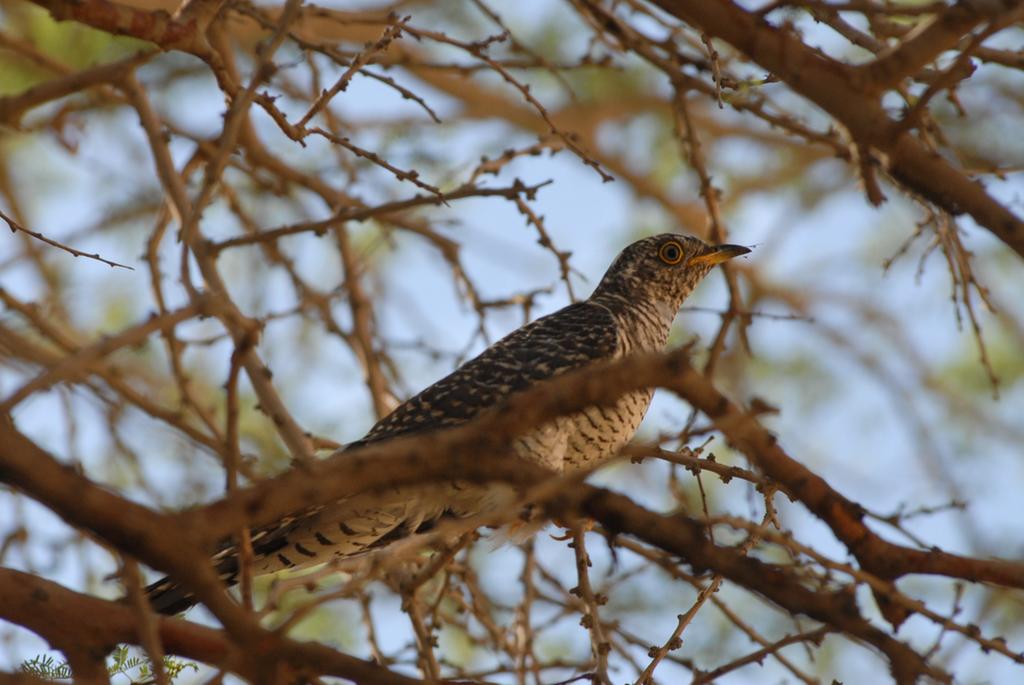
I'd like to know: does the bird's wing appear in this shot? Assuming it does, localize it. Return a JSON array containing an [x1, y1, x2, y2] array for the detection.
[[352, 300, 619, 447]]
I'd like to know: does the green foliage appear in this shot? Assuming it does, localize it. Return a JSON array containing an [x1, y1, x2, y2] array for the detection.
[[939, 327, 1024, 394], [0, 4, 147, 96], [20, 645, 198, 684], [19, 654, 72, 681]]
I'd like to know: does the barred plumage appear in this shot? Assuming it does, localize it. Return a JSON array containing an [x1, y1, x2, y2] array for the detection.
[[146, 234, 749, 613]]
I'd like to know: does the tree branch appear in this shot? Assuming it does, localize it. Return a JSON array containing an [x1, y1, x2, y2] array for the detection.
[[0, 568, 425, 685], [646, 0, 1024, 259], [859, 0, 1009, 90], [2, 349, 1019, 680], [27, 0, 214, 56]]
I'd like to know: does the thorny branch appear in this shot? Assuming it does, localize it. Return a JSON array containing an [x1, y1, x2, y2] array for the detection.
[[0, 208, 134, 270], [5, 349, 1024, 680], [2, 0, 1023, 683]]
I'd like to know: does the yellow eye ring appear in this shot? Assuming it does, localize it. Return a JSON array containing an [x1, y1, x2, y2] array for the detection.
[[658, 241, 685, 265]]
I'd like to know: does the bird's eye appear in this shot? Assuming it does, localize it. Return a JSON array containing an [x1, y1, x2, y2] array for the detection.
[[658, 241, 684, 265]]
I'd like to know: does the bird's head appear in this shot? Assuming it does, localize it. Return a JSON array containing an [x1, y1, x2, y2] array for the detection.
[[592, 233, 750, 310]]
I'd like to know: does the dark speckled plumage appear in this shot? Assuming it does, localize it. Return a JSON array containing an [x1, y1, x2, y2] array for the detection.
[[146, 234, 749, 613]]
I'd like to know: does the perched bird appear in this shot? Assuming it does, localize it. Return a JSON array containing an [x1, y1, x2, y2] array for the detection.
[[147, 233, 749, 613]]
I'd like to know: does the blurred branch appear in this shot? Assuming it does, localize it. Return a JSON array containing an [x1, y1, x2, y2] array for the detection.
[[690, 626, 831, 684], [121, 27, 318, 464], [0, 208, 134, 270], [27, 0, 217, 56], [568, 489, 947, 684], [858, 0, 1008, 91], [0, 299, 206, 412], [0, 291, 228, 458], [210, 181, 551, 252], [641, 0, 1024, 259], [0, 567, 425, 685], [0, 51, 153, 127]]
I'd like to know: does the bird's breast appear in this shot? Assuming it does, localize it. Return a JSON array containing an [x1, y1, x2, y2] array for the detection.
[[513, 388, 654, 472], [563, 389, 654, 470]]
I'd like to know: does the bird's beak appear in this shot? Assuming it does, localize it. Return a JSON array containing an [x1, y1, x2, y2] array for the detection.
[[688, 244, 751, 267]]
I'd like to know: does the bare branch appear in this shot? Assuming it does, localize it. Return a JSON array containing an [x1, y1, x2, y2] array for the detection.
[[0, 208, 134, 270]]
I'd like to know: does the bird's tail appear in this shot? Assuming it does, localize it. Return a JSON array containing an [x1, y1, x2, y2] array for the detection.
[[144, 576, 203, 615], [145, 555, 239, 615], [142, 488, 465, 614]]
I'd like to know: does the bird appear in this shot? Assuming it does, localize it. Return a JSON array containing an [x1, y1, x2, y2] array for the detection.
[[146, 233, 749, 614]]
